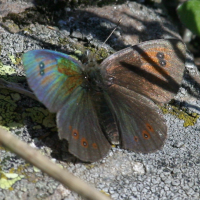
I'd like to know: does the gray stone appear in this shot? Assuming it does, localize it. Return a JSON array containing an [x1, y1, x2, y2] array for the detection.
[[171, 179, 180, 186], [0, 1, 200, 200]]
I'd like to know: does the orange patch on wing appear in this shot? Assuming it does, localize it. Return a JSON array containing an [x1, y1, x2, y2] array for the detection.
[[140, 47, 171, 76], [72, 129, 79, 139], [69, 125, 72, 131], [63, 76, 83, 95], [141, 63, 170, 77], [81, 138, 89, 148], [146, 123, 154, 133], [142, 130, 151, 140], [67, 76, 83, 86], [92, 143, 98, 149]]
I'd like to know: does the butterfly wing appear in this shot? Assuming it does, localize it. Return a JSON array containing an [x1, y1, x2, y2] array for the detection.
[[22, 50, 84, 112], [101, 39, 186, 104], [23, 50, 110, 162], [103, 85, 167, 152], [100, 39, 186, 152], [57, 87, 111, 162]]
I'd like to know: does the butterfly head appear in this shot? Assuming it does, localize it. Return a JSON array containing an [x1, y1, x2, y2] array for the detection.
[[78, 50, 105, 92]]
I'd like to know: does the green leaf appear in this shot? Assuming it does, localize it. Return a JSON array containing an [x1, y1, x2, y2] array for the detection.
[[177, 0, 200, 36]]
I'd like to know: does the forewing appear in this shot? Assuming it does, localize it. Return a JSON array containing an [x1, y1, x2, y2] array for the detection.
[[57, 87, 111, 162], [101, 39, 186, 104], [104, 85, 167, 153], [22, 50, 84, 112]]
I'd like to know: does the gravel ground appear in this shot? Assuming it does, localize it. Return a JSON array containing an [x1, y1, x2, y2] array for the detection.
[[0, 1, 200, 199]]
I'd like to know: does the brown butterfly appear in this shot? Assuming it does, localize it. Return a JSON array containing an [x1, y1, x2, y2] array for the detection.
[[23, 39, 186, 162]]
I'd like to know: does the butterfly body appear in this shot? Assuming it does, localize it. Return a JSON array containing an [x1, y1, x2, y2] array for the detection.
[[23, 39, 186, 162]]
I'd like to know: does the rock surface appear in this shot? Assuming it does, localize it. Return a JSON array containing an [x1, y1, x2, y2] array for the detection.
[[0, 1, 200, 199]]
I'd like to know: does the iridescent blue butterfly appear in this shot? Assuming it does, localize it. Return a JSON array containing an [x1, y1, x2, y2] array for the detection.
[[22, 39, 186, 162]]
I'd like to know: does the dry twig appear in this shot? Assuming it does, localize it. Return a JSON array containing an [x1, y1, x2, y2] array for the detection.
[[0, 127, 111, 200]]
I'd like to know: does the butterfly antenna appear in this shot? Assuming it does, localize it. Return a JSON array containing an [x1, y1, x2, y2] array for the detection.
[[100, 18, 122, 48]]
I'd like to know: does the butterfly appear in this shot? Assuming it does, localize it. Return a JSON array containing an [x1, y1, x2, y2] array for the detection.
[[22, 39, 186, 162]]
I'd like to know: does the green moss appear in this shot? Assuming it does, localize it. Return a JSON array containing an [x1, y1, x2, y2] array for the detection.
[[9, 54, 22, 66], [23, 27, 33, 34], [0, 90, 56, 130], [97, 47, 110, 60], [23, 107, 47, 124], [0, 54, 25, 83], [85, 46, 110, 62], [8, 54, 16, 64], [43, 113, 56, 128], [58, 37, 70, 46], [2, 164, 37, 184], [58, 35, 111, 60], [15, 131, 21, 135], [0, 95, 18, 126], [0, 61, 16, 76], [33, 166, 41, 173], [3, 76, 26, 83], [3, 13, 23, 25], [3, 7, 53, 27], [22, 107, 56, 127], [7, 122, 23, 128], [161, 104, 199, 127], [1, 20, 20, 33], [85, 164, 95, 169], [10, 93, 21, 102], [32, 125, 42, 130], [0, 163, 41, 189]]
